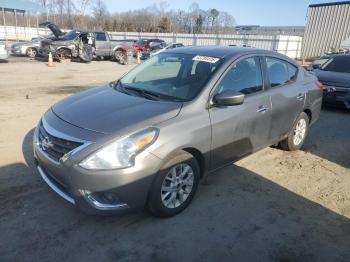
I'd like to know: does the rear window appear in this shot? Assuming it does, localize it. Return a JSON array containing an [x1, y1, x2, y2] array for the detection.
[[136, 39, 146, 45], [266, 57, 298, 87], [321, 56, 350, 73]]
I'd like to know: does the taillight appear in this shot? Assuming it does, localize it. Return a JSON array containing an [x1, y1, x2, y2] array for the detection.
[[316, 80, 324, 90]]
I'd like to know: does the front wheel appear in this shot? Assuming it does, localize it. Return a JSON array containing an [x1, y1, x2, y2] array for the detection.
[[57, 49, 71, 61], [26, 47, 37, 58], [280, 112, 309, 151], [148, 151, 200, 217]]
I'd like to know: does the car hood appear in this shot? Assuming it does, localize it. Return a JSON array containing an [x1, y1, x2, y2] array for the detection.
[[316, 70, 350, 87], [51, 85, 182, 134], [39, 22, 65, 38], [12, 42, 31, 47]]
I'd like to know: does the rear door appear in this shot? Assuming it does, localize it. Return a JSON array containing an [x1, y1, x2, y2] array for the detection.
[[209, 56, 272, 169], [263, 56, 305, 141], [95, 32, 110, 56]]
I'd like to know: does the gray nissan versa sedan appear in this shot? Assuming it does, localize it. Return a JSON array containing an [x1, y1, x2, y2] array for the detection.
[[34, 46, 323, 217]]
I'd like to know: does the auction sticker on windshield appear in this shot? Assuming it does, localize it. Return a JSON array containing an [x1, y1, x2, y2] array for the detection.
[[192, 55, 220, 63]]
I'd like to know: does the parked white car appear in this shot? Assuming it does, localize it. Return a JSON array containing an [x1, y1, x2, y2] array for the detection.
[[150, 43, 184, 57], [0, 42, 9, 60], [11, 36, 43, 58]]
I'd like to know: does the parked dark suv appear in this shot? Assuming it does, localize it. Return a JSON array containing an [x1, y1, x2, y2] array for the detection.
[[315, 54, 350, 109], [34, 46, 323, 217]]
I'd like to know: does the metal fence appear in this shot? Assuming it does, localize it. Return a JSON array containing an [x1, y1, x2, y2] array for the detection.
[[302, 2, 350, 58], [0, 25, 303, 59], [109, 32, 302, 59]]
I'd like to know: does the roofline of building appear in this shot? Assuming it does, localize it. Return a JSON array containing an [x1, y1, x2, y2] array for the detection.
[[309, 1, 350, 8]]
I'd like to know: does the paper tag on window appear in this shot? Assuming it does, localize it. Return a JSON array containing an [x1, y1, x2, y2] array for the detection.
[[192, 55, 220, 64]]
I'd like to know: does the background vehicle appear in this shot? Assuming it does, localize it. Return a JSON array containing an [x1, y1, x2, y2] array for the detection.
[[132, 38, 165, 53], [315, 54, 350, 108], [34, 47, 322, 217], [141, 42, 184, 59], [0, 42, 8, 60], [11, 37, 44, 58], [312, 54, 333, 69], [39, 22, 130, 63], [312, 50, 349, 69]]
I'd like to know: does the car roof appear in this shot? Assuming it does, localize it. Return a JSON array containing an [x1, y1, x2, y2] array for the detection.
[[166, 45, 275, 59], [332, 53, 350, 58]]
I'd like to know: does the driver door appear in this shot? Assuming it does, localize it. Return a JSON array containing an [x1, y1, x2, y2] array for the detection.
[[209, 56, 272, 169]]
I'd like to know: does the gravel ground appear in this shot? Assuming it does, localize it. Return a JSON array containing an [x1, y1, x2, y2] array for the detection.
[[0, 58, 349, 262]]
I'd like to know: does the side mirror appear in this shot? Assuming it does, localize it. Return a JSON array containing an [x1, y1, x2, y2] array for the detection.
[[312, 64, 320, 69], [109, 80, 118, 88], [213, 90, 245, 106]]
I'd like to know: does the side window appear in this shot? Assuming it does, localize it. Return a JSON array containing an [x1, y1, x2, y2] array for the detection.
[[287, 63, 298, 81], [217, 57, 263, 95], [266, 57, 298, 87], [96, 33, 107, 41]]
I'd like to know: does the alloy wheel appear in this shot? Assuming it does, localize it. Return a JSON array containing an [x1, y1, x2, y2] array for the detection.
[[293, 118, 307, 145], [161, 163, 194, 209]]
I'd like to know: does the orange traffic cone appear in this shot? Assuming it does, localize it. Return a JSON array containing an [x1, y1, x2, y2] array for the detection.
[[47, 52, 54, 67], [136, 51, 141, 64]]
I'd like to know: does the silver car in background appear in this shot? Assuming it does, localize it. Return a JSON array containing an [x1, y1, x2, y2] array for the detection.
[[0, 42, 8, 60], [34, 46, 323, 217], [11, 37, 43, 58]]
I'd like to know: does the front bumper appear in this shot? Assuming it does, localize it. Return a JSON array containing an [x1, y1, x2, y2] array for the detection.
[[38, 47, 51, 57], [323, 86, 350, 109], [33, 113, 163, 214], [0, 50, 8, 59]]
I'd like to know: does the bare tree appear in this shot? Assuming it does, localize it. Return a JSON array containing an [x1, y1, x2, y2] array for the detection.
[[31, 0, 235, 34]]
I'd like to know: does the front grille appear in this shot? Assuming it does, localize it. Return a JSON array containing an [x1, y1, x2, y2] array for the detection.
[[38, 122, 83, 162]]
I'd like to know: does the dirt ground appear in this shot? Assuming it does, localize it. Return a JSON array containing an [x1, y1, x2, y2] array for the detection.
[[0, 58, 349, 262]]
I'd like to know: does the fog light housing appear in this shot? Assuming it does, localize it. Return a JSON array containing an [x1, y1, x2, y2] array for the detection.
[[81, 190, 129, 210]]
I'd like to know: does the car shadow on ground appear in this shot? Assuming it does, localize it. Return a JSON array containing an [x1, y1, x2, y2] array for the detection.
[[303, 106, 350, 169], [44, 85, 94, 95], [1, 128, 349, 261]]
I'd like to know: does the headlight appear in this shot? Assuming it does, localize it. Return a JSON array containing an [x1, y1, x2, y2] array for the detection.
[[79, 127, 158, 170]]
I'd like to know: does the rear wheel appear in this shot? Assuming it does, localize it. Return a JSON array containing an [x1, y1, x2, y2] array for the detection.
[[280, 112, 309, 151], [26, 47, 37, 58], [148, 151, 200, 217], [114, 49, 126, 64]]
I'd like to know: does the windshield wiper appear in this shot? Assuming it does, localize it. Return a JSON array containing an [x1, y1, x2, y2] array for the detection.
[[117, 81, 186, 102], [123, 86, 161, 101]]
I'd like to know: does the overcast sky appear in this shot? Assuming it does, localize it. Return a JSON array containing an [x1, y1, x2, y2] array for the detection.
[[104, 0, 342, 26]]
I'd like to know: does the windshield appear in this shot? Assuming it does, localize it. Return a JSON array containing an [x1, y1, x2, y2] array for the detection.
[[321, 56, 350, 73], [62, 30, 80, 40], [31, 37, 41, 43], [120, 52, 222, 101]]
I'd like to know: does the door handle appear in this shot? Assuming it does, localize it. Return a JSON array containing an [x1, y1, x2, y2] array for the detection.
[[257, 105, 268, 113], [296, 93, 304, 101]]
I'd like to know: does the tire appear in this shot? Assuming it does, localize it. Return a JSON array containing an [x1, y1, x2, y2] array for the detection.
[[280, 112, 309, 151], [148, 151, 200, 217], [114, 49, 126, 64], [26, 47, 37, 58], [57, 49, 71, 61], [79, 44, 93, 63]]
